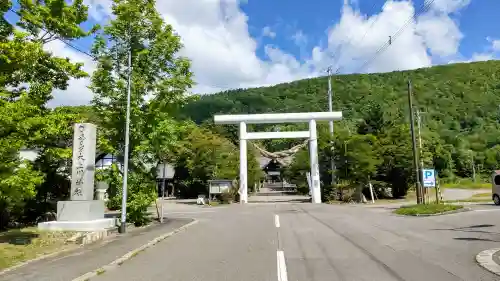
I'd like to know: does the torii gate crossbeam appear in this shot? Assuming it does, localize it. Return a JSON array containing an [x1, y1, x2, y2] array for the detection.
[[214, 112, 343, 204]]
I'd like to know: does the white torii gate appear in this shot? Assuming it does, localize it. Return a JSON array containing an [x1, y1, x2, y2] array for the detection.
[[214, 112, 343, 204]]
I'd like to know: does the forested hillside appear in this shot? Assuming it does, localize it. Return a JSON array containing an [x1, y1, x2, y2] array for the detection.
[[181, 60, 500, 132], [179, 60, 500, 199]]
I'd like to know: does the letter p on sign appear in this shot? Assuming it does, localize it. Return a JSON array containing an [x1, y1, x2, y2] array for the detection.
[[423, 169, 436, 188]]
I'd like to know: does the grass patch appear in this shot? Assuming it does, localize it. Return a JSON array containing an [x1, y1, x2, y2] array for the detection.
[[394, 204, 463, 216], [472, 192, 492, 198], [96, 268, 106, 275], [0, 227, 77, 270], [208, 201, 221, 206], [327, 190, 432, 204], [442, 180, 489, 189], [326, 189, 444, 205]]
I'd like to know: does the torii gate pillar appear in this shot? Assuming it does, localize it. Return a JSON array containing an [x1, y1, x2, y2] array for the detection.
[[214, 112, 343, 204], [308, 119, 321, 204], [239, 122, 248, 203]]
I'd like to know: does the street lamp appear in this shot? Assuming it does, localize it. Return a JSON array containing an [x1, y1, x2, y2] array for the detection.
[[119, 47, 132, 234], [326, 67, 336, 191]]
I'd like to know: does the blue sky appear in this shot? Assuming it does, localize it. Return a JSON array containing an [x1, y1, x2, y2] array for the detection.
[[241, 0, 500, 64], [456, 0, 500, 57], [6, 0, 499, 106]]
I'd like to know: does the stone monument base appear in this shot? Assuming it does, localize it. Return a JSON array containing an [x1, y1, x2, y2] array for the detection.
[[38, 200, 117, 231], [56, 200, 106, 221], [38, 218, 117, 231]]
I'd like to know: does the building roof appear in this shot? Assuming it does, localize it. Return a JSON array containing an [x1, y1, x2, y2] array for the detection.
[[258, 156, 294, 169]]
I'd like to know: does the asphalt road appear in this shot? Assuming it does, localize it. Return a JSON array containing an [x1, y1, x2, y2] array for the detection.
[[443, 188, 491, 200], [95, 201, 500, 281]]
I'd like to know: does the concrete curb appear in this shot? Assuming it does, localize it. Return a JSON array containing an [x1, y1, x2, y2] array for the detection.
[[72, 219, 199, 281], [476, 248, 500, 276], [67, 228, 117, 245]]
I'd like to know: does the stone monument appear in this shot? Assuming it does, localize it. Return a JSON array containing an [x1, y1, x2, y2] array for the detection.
[[38, 123, 116, 231]]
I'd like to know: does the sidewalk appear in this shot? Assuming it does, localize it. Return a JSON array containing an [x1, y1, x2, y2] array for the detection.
[[0, 218, 194, 281]]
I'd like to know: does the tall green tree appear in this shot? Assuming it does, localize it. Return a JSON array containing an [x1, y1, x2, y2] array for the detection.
[[376, 124, 416, 197], [90, 0, 193, 224], [344, 134, 381, 183], [0, 0, 96, 227], [159, 122, 263, 200]]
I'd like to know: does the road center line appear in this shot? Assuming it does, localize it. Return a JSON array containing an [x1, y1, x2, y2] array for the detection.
[[163, 211, 216, 214], [275, 214, 280, 228], [277, 250, 288, 281]]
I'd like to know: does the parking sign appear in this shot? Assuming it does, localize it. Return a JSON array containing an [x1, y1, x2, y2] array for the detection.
[[422, 169, 436, 188]]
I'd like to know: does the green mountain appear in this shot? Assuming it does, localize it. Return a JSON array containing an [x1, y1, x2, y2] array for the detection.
[[181, 60, 500, 133], [179, 60, 500, 193]]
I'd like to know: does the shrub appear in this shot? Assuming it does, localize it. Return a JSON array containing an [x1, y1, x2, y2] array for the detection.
[[394, 204, 463, 216], [219, 191, 234, 204], [219, 187, 239, 204], [98, 164, 156, 226]]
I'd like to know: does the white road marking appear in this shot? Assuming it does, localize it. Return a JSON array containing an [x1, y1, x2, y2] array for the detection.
[[474, 209, 500, 212], [275, 214, 280, 228], [277, 250, 288, 281]]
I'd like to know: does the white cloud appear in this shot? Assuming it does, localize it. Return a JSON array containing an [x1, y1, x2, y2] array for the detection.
[[50, 0, 475, 106], [291, 30, 307, 46], [84, 0, 113, 22], [416, 12, 463, 57], [430, 0, 471, 14], [323, 2, 426, 73], [156, 0, 470, 88], [471, 53, 494, 62], [458, 37, 500, 63], [262, 26, 276, 39], [43, 40, 96, 107], [487, 37, 500, 52], [323, 0, 470, 74]]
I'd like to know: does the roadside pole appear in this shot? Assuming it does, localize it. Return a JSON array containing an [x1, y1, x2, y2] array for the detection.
[[416, 109, 426, 204], [160, 179, 165, 223], [408, 80, 423, 204], [369, 182, 375, 204], [435, 173, 444, 204], [119, 46, 132, 233], [327, 67, 336, 196]]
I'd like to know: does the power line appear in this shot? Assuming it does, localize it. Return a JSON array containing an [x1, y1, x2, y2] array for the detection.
[[7, 7, 95, 59], [353, 0, 435, 74], [56, 38, 94, 59]]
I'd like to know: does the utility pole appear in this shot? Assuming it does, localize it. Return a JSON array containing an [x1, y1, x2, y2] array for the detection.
[[416, 109, 427, 203], [119, 42, 132, 233], [327, 67, 336, 191], [416, 109, 423, 169], [408, 80, 423, 204], [472, 154, 476, 182]]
